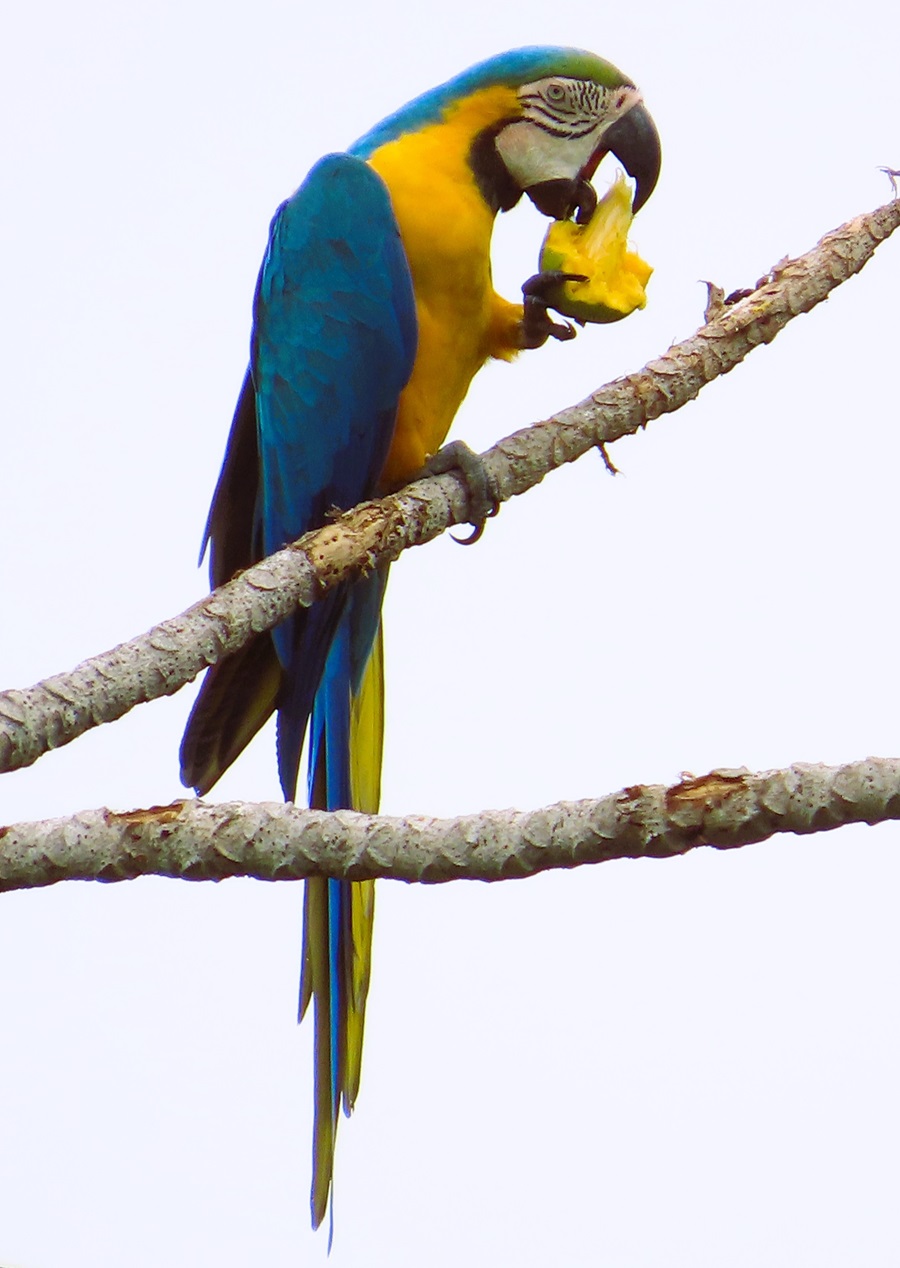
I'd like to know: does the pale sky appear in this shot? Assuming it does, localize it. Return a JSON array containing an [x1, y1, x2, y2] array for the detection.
[[3, 2, 900, 1265]]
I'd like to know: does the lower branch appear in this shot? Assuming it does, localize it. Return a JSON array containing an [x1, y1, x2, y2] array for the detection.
[[2, 756, 899, 891]]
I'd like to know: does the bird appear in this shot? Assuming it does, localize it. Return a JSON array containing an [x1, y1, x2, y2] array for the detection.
[[180, 46, 660, 1230]]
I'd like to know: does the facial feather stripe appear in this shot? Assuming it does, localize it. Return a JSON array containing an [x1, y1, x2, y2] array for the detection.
[[518, 78, 624, 138]]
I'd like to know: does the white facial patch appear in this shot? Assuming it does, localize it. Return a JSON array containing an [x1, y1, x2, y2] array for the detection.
[[494, 118, 602, 186], [494, 79, 642, 189]]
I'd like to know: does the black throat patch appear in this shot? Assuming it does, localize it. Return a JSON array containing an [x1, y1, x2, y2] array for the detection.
[[469, 124, 522, 214]]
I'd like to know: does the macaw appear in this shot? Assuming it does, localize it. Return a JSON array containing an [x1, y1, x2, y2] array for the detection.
[[180, 46, 660, 1229]]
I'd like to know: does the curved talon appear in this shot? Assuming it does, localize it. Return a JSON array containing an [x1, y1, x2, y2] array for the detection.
[[452, 523, 484, 546], [521, 297, 576, 348], [522, 270, 589, 298], [451, 501, 499, 546]]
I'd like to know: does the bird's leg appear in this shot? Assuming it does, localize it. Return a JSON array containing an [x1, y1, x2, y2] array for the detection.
[[519, 271, 587, 349], [423, 440, 499, 545]]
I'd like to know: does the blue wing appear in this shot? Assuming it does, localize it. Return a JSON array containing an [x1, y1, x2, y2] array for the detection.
[[256, 152, 416, 799], [180, 152, 416, 798]]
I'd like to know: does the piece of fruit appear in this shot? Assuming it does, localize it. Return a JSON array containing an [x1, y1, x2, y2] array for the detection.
[[539, 173, 652, 324]]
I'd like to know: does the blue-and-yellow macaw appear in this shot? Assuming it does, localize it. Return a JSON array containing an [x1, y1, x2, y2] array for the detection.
[[180, 46, 660, 1229]]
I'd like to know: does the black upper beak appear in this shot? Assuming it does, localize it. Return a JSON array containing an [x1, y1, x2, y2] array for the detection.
[[601, 102, 661, 214], [522, 100, 661, 223]]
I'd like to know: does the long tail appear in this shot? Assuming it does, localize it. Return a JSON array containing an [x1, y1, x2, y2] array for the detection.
[[182, 544, 386, 1231], [296, 575, 386, 1230]]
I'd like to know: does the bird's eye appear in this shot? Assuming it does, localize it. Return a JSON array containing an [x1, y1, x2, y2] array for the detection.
[[546, 82, 567, 103]]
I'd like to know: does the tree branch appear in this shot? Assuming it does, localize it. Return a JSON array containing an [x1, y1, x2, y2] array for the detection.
[[1, 193, 897, 776], [2, 756, 899, 891]]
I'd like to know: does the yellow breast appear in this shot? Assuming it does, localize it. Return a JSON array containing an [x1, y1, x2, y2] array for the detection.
[[367, 86, 523, 488]]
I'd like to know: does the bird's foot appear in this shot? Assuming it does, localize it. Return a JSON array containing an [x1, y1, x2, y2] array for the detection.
[[520, 272, 586, 349], [425, 440, 499, 545]]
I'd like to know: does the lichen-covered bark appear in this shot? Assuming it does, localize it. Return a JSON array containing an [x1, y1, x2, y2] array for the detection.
[[2, 757, 899, 891], [1, 196, 898, 776]]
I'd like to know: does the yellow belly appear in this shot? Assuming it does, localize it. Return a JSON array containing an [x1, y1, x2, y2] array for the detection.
[[366, 86, 524, 488]]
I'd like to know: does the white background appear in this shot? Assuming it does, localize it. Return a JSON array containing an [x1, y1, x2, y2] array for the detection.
[[3, 2, 900, 1264]]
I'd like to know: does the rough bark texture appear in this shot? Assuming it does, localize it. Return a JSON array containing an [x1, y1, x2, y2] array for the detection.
[[1, 195, 898, 776], [2, 757, 899, 892]]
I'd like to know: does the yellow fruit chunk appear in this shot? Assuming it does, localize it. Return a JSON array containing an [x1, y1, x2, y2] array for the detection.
[[539, 174, 652, 324]]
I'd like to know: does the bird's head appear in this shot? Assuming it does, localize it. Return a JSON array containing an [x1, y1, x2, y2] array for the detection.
[[472, 48, 660, 221], [490, 61, 659, 221], [353, 48, 660, 222]]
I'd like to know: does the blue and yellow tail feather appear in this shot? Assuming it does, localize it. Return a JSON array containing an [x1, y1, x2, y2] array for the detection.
[[300, 581, 384, 1229]]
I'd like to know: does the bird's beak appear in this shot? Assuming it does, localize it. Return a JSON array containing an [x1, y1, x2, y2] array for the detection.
[[524, 100, 661, 222], [590, 102, 661, 213]]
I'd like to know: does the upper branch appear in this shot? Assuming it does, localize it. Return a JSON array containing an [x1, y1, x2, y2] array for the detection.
[[1, 194, 898, 776], [2, 757, 899, 891]]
